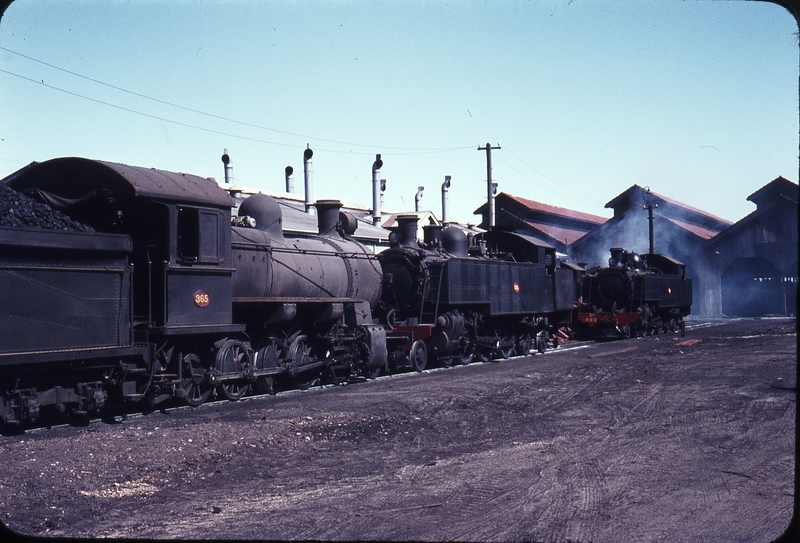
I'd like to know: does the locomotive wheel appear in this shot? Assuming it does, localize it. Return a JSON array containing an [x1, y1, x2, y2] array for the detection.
[[668, 318, 678, 334], [181, 352, 213, 407], [623, 323, 632, 339], [457, 348, 474, 366], [497, 335, 515, 359], [536, 330, 549, 354], [255, 338, 285, 395], [215, 339, 252, 401], [473, 348, 490, 363], [410, 340, 427, 372], [517, 334, 533, 356], [288, 336, 321, 390]]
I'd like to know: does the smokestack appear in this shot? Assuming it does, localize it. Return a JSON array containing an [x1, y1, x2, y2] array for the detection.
[[303, 146, 315, 215], [372, 154, 383, 226], [315, 199, 343, 237], [396, 214, 419, 248], [441, 175, 451, 223], [221, 149, 232, 185], [285, 166, 294, 193], [415, 186, 424, 212]]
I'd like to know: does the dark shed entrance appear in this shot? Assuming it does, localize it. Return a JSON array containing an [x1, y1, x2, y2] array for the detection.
[[721, 258, 788, 317]]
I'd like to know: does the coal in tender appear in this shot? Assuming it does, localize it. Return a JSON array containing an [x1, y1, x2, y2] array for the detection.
[[0, 183, 94, 232]]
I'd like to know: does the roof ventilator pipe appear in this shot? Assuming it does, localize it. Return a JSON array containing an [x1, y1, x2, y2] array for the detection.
[[372, 154, 383, 226], [221, 149, 232, 185], [441, 175, 451, 223], [414, 186, 424, 212], [303, 146, 315, 215], [285, 166, 294, 193]]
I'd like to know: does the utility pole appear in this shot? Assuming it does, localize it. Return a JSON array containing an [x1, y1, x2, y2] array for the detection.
[[478, 143, 500, 229], [642, 186, 657, 255]]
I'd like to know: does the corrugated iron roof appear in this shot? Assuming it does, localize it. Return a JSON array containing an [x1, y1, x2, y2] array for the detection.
[[656, 213, 722, 240], [505, 193, 608, 224], [606, 184, 732, 228], [521, 219, 597, 245]]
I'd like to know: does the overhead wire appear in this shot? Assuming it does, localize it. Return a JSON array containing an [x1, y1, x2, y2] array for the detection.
[[0, 46, 473, 154], [0, 68, 296, 149], [498, 145, 607, 209]]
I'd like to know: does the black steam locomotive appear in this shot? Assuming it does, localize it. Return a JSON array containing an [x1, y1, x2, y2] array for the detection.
[[576, 248, 692, 339], [0, 157, 385, 427], [378, 216, 579, 370]]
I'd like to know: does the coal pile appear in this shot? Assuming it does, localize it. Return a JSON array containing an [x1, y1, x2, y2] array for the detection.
[[0, 183, 94, 232]]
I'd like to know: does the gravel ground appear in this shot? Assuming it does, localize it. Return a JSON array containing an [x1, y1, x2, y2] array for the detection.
[[0, 317, 795, 542]]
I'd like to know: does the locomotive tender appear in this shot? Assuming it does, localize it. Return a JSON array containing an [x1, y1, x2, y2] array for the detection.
[[576, 248, 692, 339]]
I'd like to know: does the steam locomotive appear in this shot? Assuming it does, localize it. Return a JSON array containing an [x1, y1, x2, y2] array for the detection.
[[378, 216, 579, 370], [0, 157, 385, 427], [576, 248, 692, 339]]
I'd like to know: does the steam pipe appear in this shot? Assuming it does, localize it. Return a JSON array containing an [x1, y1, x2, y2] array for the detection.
[[285, 166, 294, 193], [415, 186, 424, 212], [441, 175, 451, 223], [303, 146, 314, 215], [372, 154, 383, 226], [221, 149, 232, 185]]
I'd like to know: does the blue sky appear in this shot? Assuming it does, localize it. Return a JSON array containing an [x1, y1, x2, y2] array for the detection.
[[0, 0, 797, 226]]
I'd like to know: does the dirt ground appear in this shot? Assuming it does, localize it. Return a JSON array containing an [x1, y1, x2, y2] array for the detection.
[[0, 317, 795, 542]]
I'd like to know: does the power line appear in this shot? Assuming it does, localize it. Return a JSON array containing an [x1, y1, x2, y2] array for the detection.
[[500, 145, 607, 206], [0, 68, 297, 149], [0, 46, 473, 154], [493, 152, 606, 209]]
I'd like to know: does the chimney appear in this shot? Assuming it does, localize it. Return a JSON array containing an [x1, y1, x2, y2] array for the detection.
[[396, 214, 419, 248], [303, 146, 315, 215], [441, 175, 451, 223], [414, 186, 424, 212], [316, 199, 343, 237], [221, 149, 232, 185], [609, 248, 625, 268], [372, 154, 383, 226], [285, 165, 294, 193]]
